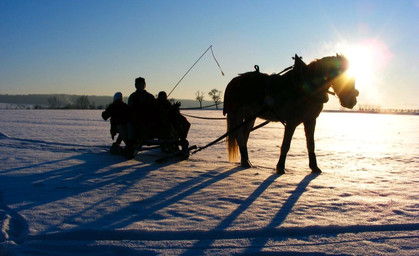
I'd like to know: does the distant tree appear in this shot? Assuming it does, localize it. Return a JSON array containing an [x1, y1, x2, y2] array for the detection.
[[75, 95, 90, 109], [47, 96, 61, 109], [208, 89, 222, 110], [195, 91, 205, 108], [89, 102, 96, 109]]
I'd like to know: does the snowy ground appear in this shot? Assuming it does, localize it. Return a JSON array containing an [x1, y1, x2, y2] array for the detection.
[[0, 109, 418, 255]]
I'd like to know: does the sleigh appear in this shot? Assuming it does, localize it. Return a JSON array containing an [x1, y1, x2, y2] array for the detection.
[[123, 107, 193, 162]]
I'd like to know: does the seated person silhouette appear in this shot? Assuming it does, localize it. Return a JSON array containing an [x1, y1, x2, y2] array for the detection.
[[156, 91, 190, 152], [102, 92, 135, 158], [128, 77, 158, 143]]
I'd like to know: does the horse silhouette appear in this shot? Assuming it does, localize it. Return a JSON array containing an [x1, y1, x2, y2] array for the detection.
[[223, 54, 359, 174]]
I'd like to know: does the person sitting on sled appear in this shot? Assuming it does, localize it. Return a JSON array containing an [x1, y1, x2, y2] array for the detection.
[[156, 91, 190, 152], [102, 92, 135, 158], [128, 77, 158, 142]]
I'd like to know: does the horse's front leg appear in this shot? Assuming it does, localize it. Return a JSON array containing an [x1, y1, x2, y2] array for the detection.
[[276, 124, 297, 174], [304, 119, 322, 173]]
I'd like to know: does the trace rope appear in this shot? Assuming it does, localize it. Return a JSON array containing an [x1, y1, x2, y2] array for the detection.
[[189, 119, 271, 151], [182, 113, 226, 120], [191, 109, 268, 155]]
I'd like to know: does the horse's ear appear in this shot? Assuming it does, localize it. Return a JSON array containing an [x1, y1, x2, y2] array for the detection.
[[293, 54, 307, 67], [293, 54, 302, 60]]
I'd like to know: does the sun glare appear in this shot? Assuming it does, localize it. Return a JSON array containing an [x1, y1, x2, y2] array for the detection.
[[342, 39, 392, 93], [346, 45, 374, 87]]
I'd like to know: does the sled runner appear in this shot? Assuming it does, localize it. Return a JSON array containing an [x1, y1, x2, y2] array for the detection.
[[155, 145, 197, 163]]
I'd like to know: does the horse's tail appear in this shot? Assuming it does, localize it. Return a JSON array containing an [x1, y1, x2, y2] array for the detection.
[[226, 113, 239, 162]]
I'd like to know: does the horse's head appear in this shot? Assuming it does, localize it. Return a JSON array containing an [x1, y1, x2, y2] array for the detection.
[[330, 54, 359, 109]]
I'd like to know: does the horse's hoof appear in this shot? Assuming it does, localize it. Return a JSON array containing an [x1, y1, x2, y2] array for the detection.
[[240, 159, 253, 168], [275, 167, 285, 175], [310, 166, 322, 173]]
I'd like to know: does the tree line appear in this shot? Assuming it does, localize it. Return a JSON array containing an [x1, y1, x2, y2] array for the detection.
[[0, 89, 225, 110], [46, 88, 224, 110], [357, 104, 418, 115], [44, 95, 102, 109]]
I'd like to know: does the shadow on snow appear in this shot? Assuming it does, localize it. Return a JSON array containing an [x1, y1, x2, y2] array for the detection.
[[2, 136, 418, 254]]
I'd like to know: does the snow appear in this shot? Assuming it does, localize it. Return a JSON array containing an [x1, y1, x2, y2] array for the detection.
[[0, 109, 418, 255]]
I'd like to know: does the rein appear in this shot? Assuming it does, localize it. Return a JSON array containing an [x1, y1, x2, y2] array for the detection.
[[278, 65, 293, 75]]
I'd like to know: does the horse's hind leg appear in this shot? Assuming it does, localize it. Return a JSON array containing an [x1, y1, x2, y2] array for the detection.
[[276, 124, 297, 174], [237, 117, 256, 168]]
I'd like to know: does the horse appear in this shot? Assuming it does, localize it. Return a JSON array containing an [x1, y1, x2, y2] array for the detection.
[[223, 54, 359, 174]]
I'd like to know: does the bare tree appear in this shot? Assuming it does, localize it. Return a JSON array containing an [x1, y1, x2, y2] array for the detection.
[[75, 95, 90, 109], [208, 89, 222, 109], [195, 91, 205, 108], [47, 96, 61, 109]]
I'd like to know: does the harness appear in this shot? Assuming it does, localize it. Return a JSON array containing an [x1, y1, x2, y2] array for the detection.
[[256, 55, 337, 125]]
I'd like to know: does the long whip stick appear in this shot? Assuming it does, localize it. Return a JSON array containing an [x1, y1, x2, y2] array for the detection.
[[167, 45, 224, 97]]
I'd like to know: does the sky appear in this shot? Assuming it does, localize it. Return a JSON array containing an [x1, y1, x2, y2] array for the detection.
[[1, 0, 418, 109]]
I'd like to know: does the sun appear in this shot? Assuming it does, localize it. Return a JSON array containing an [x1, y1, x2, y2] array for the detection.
[[345, 45, 374, 87]]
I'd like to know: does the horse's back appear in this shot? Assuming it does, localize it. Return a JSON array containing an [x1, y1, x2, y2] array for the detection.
[[223, 72, 269, 115]]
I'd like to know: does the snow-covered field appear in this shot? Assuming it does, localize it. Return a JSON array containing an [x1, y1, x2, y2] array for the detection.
[[0, 109, 418, 256]]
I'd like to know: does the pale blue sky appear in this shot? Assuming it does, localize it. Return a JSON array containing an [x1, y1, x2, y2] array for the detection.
[[1, 0, 418, 108]]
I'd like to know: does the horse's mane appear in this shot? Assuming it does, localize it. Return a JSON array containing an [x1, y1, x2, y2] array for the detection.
[[258, 57, 334, 78], [237, 55, 347, 84], [306, 56, 337, 77]]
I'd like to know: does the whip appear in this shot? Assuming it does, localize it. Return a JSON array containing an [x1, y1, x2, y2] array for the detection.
[[167, 45, 224, 97]]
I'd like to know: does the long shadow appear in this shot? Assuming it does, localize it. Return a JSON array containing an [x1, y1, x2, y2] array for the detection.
[[0, 138, 166, 236], [0, 140, 133, 244], [180, 173, 280, 255], [30, 223, 419, 241], [242, 173, 320, 254], [2, 134, 325, 253], [16, 242, 158, 256], [1, 132, 248, 238], [74, 166, 244, 230], [25, 163, 419, 254], [0, 135, 108, 174], [0, 132, 108, 150], [268, 173, 320, 227], [3, 152, 141, 212], [38, 151, 181, 233]]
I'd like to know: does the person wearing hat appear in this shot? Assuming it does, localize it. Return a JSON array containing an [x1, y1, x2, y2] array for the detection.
[[102, 92, 134, 158], [128, 77, 157, 142]]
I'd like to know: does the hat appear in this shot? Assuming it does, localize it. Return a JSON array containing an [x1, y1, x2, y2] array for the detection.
[[114, 92, 123, 101], [157, 91, 167, 101]]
